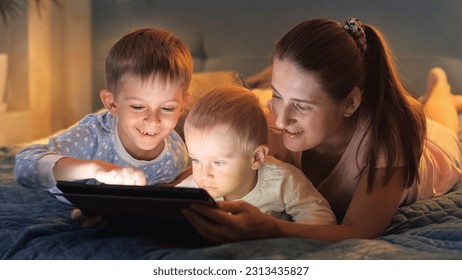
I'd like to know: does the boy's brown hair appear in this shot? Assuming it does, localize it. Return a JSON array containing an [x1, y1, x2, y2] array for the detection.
[[185, 85, 268, 155], [105, 28, 193, 94]]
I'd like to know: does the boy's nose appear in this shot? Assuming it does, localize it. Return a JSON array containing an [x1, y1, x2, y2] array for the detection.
[[144, 110, 161, 124]]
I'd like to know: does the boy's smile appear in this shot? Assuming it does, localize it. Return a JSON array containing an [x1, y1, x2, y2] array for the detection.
[[138, 129, 159, 136]]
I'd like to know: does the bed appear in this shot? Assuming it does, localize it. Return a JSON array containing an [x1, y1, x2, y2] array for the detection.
[[1, 140, 462, 259], [1, 0, 462, 260]]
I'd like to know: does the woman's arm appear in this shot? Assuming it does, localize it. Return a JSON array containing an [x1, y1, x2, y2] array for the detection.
[[183, 167, 405, 243]]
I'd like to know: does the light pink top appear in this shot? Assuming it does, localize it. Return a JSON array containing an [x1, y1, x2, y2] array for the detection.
[[272, 117, 462, 215]]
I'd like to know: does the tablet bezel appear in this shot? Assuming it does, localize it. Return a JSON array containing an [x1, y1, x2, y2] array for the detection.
[[55, 180, 217, 221]]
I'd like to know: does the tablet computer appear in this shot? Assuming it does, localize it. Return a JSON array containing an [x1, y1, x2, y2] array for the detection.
[[55, 180, 217, 222]]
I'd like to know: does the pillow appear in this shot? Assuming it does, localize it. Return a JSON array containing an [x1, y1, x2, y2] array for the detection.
[[13, 72, 243, 148], [245, 57, 462, 96], [246, 66, 272, 89], [396, 56, 462, 96], [252, 88, 272, 105]]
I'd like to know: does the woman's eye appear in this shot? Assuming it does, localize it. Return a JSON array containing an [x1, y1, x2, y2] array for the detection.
[[271, 92, 282, 100], [295, 103, 311, 111], [190, 158, 200, 164]]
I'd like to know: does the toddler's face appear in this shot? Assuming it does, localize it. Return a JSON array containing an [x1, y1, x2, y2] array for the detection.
[[184, 123, 258, 200], [113, 76, 186, 160]]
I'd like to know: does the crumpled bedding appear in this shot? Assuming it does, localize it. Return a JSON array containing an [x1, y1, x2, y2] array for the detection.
[[1, 146, 461, 259]]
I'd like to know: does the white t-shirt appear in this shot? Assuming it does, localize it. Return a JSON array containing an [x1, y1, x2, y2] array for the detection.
[[177, 156, 336, 225], [290, 117, 462, 214]]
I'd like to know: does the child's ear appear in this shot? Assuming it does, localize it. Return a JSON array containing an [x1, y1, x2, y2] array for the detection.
[[100, 89, 117, 115], [251, 145, 269, 170], [180, 92, 191, 113]]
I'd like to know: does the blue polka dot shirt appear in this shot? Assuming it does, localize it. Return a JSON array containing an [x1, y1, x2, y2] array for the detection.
[[14, 111, 189, 200]]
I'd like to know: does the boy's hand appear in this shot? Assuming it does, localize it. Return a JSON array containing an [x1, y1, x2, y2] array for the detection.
[[54, 158, 147, 186], [94, 163, 147, 186]]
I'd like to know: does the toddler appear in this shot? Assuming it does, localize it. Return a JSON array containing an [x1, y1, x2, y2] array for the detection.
[[179, 85, 335, 224]]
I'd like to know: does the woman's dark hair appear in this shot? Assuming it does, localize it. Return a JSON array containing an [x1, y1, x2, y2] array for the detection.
[[273, 18, 426, 191]]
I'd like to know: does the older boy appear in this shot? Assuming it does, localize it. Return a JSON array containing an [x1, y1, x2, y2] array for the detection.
[[14, 28, 192, 199]]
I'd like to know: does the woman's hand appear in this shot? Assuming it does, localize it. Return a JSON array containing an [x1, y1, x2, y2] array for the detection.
[[182, 200, 281, 244]]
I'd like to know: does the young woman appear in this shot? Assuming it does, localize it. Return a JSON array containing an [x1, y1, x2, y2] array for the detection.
[[182, 18, 462, 243]]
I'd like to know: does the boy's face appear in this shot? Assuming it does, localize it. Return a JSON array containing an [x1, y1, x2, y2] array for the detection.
[[104, 75, 186, 161], [184, 123, 258, 200]]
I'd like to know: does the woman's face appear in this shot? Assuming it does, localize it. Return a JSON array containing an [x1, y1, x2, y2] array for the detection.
[[270, 58, 348, 152]]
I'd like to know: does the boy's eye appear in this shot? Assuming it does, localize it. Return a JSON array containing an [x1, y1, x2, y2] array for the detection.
[[161, 106, 176, 112], [130, 105, 145, 110]]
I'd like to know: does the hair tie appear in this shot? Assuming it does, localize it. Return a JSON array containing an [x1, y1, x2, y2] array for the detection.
[[344, 18, 367, 53]]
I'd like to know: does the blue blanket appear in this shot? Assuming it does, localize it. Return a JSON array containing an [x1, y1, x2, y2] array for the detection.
[[1, 146, 461, 259]]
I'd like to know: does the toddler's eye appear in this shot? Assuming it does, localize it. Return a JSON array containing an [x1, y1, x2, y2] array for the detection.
[[190, 158, 200, 164], [213, 161, 225, 167]]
